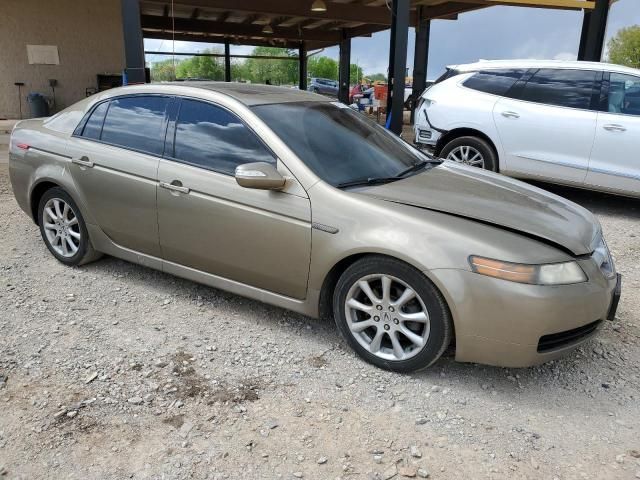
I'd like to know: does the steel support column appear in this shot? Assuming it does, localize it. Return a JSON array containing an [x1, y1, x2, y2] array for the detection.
[[577, 0, 610, 62], [121, 0, 147, 84], [411, 9, 430, 124], [338, 33, 351, 104], [224, 41, 231, 82], [388, 0, 410, 135], [299, 42, 308, 91]]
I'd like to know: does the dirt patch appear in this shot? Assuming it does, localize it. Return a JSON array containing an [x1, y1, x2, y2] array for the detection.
[[307, 354, 329, 368], [208, 379, 261, 405], [162, 415, 185, 429]]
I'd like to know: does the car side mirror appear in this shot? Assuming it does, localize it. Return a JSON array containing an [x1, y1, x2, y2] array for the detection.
[[235, 162, 286, 190]]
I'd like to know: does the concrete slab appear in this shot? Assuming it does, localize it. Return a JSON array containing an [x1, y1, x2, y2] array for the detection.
[[0, 119, 19, 134]]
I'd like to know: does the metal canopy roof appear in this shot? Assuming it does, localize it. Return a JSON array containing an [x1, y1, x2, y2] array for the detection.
[[140, 0, 596, 49]]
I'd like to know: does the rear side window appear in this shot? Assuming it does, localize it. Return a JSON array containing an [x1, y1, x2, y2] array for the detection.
[[172, 99, 275, 175], [463, 69, 525, 96], [607, 73, 640, 116], [81, 102, 109, 140], [101, 96, 170, 155], [433, 68, 460, 85], [516, 69, 597, 109]]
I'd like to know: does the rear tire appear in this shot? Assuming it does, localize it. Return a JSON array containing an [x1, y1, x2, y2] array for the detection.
[[333, 256, 452, 373], [440, 136, 497, 172], [37, 187, 101, 266]]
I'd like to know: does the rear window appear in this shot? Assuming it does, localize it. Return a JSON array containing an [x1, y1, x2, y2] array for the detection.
[[433, 68, 461, 85], [463, 69, 525, 96], [100, 96, 170, 155], [515, 69, 597, 110], [81, 102, 108, 140]]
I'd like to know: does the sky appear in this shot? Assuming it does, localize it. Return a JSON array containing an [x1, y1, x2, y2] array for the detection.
[[145, 0, 640, 79]]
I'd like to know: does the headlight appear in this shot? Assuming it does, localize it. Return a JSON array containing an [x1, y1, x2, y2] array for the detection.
[[592, 236, 615, 278], [469, 256, 587, 285]]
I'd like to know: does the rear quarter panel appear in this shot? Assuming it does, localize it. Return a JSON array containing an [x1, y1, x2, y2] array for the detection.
[[422, 76, 505, 159], [9, 119, 93, 226]]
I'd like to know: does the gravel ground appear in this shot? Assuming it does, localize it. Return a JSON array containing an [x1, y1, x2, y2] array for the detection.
[[0, 163, 639, 480]]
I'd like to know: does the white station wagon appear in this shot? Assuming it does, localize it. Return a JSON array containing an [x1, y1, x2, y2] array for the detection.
[[414, 60, 640, 198]]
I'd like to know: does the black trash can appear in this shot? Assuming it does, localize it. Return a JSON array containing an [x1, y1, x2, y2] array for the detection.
[[27, 93, 50, 118]]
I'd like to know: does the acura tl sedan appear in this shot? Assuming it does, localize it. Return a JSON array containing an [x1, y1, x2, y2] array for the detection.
[[9, 83, 621, 372]]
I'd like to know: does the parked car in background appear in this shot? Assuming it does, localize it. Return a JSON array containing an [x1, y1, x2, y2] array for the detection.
[[414, 60, 640, 198], [9, 83, 620, 372], [308, 77, 339, 97]]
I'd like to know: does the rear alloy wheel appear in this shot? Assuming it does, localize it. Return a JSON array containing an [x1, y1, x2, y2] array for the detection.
[[440, 136, 497, 172], [38, 187, 101, 266], [333, 256, 452, 372]]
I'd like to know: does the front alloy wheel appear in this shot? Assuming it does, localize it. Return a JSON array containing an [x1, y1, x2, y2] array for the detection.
[[345, 274, 430, 362], [333, 256, 452, 372]]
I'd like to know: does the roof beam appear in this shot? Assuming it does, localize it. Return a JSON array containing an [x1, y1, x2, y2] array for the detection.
[[143, 31, 305, 48], [143, 0, 412, 25], [418, 1, 488, 18], [140, 14, 344, 42], [479, 0, 595, 8], [416, 0, 594, 11]]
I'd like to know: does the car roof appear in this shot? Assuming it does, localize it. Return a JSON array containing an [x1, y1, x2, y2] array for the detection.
[[119, 81, 332, 106], [448, 59, 640, 76]]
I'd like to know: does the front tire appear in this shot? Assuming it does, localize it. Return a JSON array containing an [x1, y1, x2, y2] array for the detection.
[[38, 187, 101, 266], [333, 256, 452, 373], [440, 136, 497, 172]]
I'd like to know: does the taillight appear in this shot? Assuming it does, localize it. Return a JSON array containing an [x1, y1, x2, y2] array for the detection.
[[16, 143, 29, 150]]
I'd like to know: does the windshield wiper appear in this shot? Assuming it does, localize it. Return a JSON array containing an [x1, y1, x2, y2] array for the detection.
[[335, 177, 400, 189], [336, 159, 441, 189], [394, 159, 438, 178]]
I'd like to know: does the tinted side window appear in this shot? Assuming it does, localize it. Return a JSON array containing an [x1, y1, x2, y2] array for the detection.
[[434, 68, 460, 85], [173, 99, 275, 175], [81, 102, 109, 140], [101, 96, 169, 155], [463, 69, 525, 96], [517, 69, 597, 109], [608, 73, 640, 116]]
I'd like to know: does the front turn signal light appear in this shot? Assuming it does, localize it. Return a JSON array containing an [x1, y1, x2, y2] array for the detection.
[[469, 256, 587, 286]]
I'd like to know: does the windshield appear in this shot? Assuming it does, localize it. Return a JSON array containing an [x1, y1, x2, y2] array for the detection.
[[251, 101, 434, 187]]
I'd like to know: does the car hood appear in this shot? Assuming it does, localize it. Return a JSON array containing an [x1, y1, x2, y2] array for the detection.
[[357, 161, 599, 256]]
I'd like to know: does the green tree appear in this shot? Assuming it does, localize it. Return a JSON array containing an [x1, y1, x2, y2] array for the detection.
[[366, 72, 387, 83], [242, 47, 298, 85], [350, 64, 363, 84], [307, 56, 338, 80], [149, 58, 179, 82], [607, 25, 640, 69], [175, 50, 225, 80]]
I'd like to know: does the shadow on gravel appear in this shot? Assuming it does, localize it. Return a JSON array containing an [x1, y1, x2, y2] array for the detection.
[[529, 181, 640, 218], [80, 254, 617, 389]]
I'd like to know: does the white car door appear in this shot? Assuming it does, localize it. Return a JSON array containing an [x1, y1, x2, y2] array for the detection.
[[585, 72, 640, 196], [493, 68, 599, 185]]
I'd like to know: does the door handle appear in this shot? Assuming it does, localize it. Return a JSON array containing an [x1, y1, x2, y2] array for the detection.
[[72, 156, 94, 168], [159, 181, 190, 194], [501, 111, 520, 119], [603, 124, 626, 132]]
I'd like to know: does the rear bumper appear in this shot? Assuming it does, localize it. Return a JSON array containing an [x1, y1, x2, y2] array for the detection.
[[414, 126, 441, 146], [429, 263, 619, 368]]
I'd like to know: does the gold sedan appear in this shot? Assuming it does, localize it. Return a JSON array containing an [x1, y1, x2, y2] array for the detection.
[[9, 83, 621, 372]]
